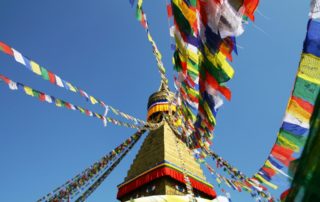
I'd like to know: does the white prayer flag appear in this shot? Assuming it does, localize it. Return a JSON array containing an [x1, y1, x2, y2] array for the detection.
[[12, 48, 26, 65], [310, 0, 320, 19], [45, 95, 52, 103], [283, 112, 310, 129], [55, 75, 64, 87], [8, 81, 18, 90]]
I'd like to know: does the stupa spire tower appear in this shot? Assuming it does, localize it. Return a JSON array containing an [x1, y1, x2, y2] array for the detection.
[[116, 85, 216, 201]]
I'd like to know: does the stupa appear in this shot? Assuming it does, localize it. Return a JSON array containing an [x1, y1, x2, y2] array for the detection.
[[117, 84, 217, 201]]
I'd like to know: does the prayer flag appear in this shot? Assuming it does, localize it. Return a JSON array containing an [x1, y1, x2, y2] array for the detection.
[[243, 0, 259, 21], [298, 53, 320, 85], [281, 122, 308, 136], [12, 48, 26, 65], [0, 41, 13, 55], [55, 99, 63, 107], [55, 75, 64, 87], [304, 19, 320, 57], [291, 96, 314, 114], [129, 0, 135, 7], [283, 112, 309, 129], [8, 81, 18, 90], [0, 75, 10, 84], [270, 145, 294, 166], [24, 86, 34, 96], [39, 93, 46, 102], [41, 67, 49, 80], [293, 76, 320, 104], [66, 82, 77, 92], [167, 4, 173, 18], [45, 95, 53, 103], [30, 60, 42, 75], [48, 71, 56, 84], [254, 174, 278, 190], [90, 96, 98, 105]]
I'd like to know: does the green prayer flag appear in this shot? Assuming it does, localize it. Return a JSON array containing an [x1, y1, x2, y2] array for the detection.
[[203, 55, 231, 84], [136, 6, 142, 21], [32, 90, 40, 98], [279, 129, 307, 148], [293, 77, 320, 104], [172, 2, 193, 36], [189, 0, 196, 7], [41, 67, 49, 80]]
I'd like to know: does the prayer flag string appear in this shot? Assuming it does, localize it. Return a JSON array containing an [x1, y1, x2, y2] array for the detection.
[[169, 0, 259, 151], [250, 4, 320, 197], [166, 114, 275, 200], [0, 73, 144, 129], [129, 0, 170, 90], [74, 130, 144, 202], [36, 130, 145, 202], [0, 41, 146, 125], [205, 151, 275, 201]]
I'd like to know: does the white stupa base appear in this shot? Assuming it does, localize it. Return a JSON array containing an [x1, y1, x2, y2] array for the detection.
[[125, 195, 229, 202]]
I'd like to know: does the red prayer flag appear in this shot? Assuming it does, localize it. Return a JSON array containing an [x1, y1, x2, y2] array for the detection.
[[0, 41, 13, 55], [205, 72, 231, 100], [65, 102, 72, 109], [0, 75, 10, 84], [280, 189, 290, 201], [186, 75, 196, 87], [39, 93, 46, 102], [243, 0, 259, 21], [140, 12, 148, 29], [85, 110, 91, 116], [167, 4, 173, 18], [48, 71, 56, 84], [262, 166, 276, 177], [218, 86, 231, 101], [292, 96, 314, 114], [198, 0, 208, 25], [271, 144, 294, 166], [206, 72, 219, 90]]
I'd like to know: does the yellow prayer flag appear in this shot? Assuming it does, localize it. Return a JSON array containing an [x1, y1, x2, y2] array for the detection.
[[187, 49, 199, 64], [30, 60, 42, 75], [204, 46, 235, 79], [55, 99, 62, 107], [174, 34, 186, 53], [217, 52, 235, 78], [286, 99, 311, 123], [298, 53, 320, 85], [175, 35, 200, 64], [174, 118, 182, 127], [278, 134, 300, 152], [254, 174, 278, 190], [173, 0, 196, 25], [78, 107, 85, 113], [137, 0, 142, 7], [265, 160, 293, 179], [147, 33, 153, 42], [24, 86, 34, 96], [90, 96, 98, 105], [187, 60, 199, 75], [66, 82, 77, 92], [203, 101, 216, 125]]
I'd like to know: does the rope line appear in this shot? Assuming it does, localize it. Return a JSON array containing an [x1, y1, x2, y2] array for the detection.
[[36, 130, 146, 202], [75, 130, 145, 202]]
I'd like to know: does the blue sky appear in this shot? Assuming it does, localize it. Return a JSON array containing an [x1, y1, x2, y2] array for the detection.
[[0, 0, 309, 201]]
